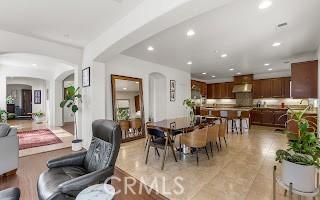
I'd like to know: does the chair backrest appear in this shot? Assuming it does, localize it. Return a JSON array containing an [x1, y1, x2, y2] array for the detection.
[[130, 119, 142, 129], [227, 111, 238, 120], [241, 111, 250, 119], [84, 119, 121, 172], [211, 110, 221, 117], [200, 109, 209, 116], [147, 127, 166, 138], [218, 123, 227, 137], [181, 126, 208, 148], [207, 124, 219, 142]]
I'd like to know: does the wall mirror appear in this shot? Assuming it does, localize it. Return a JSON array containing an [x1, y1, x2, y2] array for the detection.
[[111, 75, 145, 142]]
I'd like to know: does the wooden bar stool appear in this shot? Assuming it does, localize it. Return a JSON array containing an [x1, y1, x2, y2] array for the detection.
[[240, 111, 250, 134], [119, 120, 130, 139], [227, 110, 239, 134]]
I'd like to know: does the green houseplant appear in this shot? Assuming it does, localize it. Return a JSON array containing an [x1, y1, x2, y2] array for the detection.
[[117, 108, 130, 120], [60, 86, 82, 151], [183, 98, 195, 123], [276, 107, 319, 192], [32, 111, 45, 124], [0, 108, 8, 123]]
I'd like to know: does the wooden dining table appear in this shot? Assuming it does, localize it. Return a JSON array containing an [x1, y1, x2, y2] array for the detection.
[[146, 117, 200, 170]]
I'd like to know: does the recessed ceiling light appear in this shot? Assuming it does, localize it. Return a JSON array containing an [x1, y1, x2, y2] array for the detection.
[[259, 0, 272, 9], [211, 75, 216, 78], [187, 29, 195, 37], [187, 61, 192, 65], [221, 54, 228, 58], [268, 68, 273, 71], [147, 46, 154, 51], [135, 82, 139, 84], [123, 87, 127, 90], [202, 72, 207, 75], [236, 72, 241, 75], [32, 63, 37, 66], [272, 42, 281, 47], [229, 68, 234, 71], [264, 63, 270, 66]]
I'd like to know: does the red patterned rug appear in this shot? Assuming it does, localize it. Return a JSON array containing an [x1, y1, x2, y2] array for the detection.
[[18, 129, 63, 150]]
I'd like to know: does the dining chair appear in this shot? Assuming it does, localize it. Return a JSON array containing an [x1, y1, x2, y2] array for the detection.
[[240, 111, 250, 133], [218, 123, 228, 149], [180, 126, 210, 165], [227, 110, 239, 134], [145, 127, 177, 170], [207, 124, 220, 157], [119, 120, 130, 140], [130, 118, 142, 136]]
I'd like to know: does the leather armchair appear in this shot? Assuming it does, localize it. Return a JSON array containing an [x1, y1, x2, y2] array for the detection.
[[37, 120, 121, 200], [0, 123, 18, 175], [0, 187, 20, 200]]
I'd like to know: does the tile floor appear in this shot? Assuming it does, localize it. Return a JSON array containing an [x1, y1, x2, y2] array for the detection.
[[116, 126, 317, 200]]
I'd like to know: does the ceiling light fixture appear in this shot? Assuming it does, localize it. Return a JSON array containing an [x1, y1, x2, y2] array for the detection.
[[187, 29, 195, 37], [221, 54, 228, 58], [123, 87, 127, 90], [187, 61, 192, 65], [229, 68, 234, 71], [272, 42, 281, 47], [211, 75, 216, 78], [268, 68, 273, 71], [32, 63, 37, 66], [259, 0, 272, 9], [135, 82, 139, 84], [236, 72, 241, 75], [264, 63, 270, 66], [202, 72, 207, 75], [147, 46, 154, 51]]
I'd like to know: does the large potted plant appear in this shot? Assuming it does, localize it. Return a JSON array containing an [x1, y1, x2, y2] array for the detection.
[[183, 98, 195, 123], [32, 111, 45, 124], [276, 107, 319, 192], [60, 86, 82, 151], [0, 108, 7, 123]]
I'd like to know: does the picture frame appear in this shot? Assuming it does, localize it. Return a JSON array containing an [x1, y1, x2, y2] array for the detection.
[[34, 90, 41, 104], [170, 80, 176, 91], [170, 91, 175, 102], [82, 67, 91, 87]]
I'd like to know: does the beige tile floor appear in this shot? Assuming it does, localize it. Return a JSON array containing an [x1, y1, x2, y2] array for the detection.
[[8, 120, 73, 157], [116, 126, 318, 200]]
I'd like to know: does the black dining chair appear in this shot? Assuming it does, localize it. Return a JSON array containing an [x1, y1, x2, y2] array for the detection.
[[145, 127, 177, 170]]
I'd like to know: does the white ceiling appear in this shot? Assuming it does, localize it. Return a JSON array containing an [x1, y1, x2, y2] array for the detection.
[[115, 79, 140, 92], [0, 0, 144, 48], [123, 0, 320, 81], [0, 53, 73, 75]]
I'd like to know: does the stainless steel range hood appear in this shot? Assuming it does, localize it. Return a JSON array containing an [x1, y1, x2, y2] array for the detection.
[[232, 84, 252, 93]]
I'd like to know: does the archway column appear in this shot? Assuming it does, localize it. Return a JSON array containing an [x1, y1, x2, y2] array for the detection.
[[0, 75, 7, 110]]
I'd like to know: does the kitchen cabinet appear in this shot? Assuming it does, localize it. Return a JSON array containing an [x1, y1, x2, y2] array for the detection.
[[207, 82, 235, 99], [250, 108, 287, 127], [253, 77, 290, 99], [291, 60, 318, 98], [191, 80, 207, 98]]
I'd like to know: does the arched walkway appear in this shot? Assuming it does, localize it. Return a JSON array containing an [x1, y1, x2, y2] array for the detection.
[[149, 72, 167, 122]]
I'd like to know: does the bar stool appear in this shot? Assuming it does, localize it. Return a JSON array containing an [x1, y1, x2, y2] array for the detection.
[[211, 110, 223, 123], [240, 111, 250, 134], [227, 110, 239, 134], [130, 118, 142, 136], [119, 120, 130, 139]]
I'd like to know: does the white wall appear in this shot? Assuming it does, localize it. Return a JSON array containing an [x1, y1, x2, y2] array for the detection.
[[6, 77, 47, 118], [105, 54, 191, 121], [318, 45, 320, 137]]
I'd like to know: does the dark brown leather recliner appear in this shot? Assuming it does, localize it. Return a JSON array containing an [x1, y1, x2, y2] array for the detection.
[[37, 120, 121, 200]]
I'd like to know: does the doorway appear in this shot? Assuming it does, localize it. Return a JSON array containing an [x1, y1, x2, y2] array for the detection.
[[22, 89, 32, 115]]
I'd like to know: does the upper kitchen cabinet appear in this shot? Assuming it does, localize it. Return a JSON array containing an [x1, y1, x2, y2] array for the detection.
[[291, 60, 318, 99], [253, 77, 290, 99], [207, 82, 235, 99], [191, 80, 207, 98]]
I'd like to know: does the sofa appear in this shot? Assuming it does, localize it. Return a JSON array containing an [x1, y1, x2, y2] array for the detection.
[[0, 187, 20, 200], [0, 123, 19, 175], [37, 119, 121, 200]]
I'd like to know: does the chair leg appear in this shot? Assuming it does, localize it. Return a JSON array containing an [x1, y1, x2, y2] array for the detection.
[[246, 119, 249, 129], [145, 137, 151, 164], [161, 137, 169, 170], [179, 136, 182, 160], [205, 146, 210, 160], [155, 148, 160, 157], [240, 119, 243, 134], [196, 148, 199, 166], [235, 120, 238, 134], [219, 137, 222, 149], [169, 139, 177, 162], [216, 141, 220, 151], [224, 137, 227, 147], [209, 142, 213, 157]]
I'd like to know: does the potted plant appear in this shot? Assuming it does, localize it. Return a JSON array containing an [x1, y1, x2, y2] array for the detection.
[[276, 107, 319, 192], [183, 98, 195, 123], [60, 86, 82, 151], [0, 108, 8, 123], [32, 111, 45, 124]]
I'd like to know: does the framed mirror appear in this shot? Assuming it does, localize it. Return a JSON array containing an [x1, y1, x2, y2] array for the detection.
[[111, 75, 145, 142]]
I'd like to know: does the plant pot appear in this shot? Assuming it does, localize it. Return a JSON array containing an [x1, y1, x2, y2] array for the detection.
[[34, 116, 43, 124], [282, 160, 316, 192], [72, 139, 82, 151]]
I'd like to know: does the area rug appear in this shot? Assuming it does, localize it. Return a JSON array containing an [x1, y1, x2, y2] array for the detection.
[[18, 129, 63, 150]]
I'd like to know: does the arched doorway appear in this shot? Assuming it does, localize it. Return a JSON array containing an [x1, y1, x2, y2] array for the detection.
[[149, 72, 167, 122]]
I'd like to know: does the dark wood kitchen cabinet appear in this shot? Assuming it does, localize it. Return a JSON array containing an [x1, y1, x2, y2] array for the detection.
[[191, 80, 207, 98], [250, 109, 262, 124], [261, 109, 275, 126], [253, 79, 271, 98], [274, 110, 288, 127], [207, 82, 235, 99], [251, 108, 288, 127], [291, 60, 318, 98], [253, 77, 290, 99]]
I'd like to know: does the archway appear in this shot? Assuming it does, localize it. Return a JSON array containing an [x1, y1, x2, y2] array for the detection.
[[149, 72, 167, 122]]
